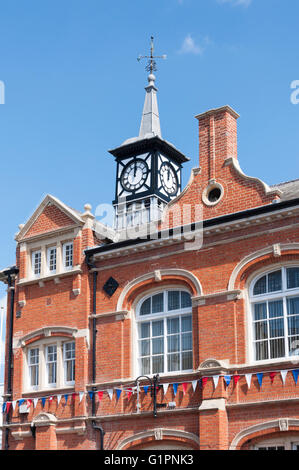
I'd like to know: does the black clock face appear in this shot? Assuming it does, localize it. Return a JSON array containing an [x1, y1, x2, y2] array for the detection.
[[120, 159, 149, 192], [160, 162, 178, 196]]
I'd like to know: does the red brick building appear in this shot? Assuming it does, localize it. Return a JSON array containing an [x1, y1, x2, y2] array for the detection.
[[1, 65, 299, 451]]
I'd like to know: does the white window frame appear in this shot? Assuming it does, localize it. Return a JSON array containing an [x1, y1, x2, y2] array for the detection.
[[253, 436, 299, 450], [28, 347, 39, 390], [24, 338, 75, 392], [31, 250, 42, 278], [46, 246, 57, 274], [45, 344, 57, 387], [63, 242, 73, 270], [135, 289, 193, 377], [63, 341, 75, 386], [249, 266, 299, 364]]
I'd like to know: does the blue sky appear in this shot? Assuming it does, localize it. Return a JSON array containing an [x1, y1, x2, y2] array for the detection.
[[0, 0, 299, 308]]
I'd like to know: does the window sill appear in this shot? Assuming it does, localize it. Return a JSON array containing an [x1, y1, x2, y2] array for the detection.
[[18, 266, 82, 287], [22, 385, 75, 397]]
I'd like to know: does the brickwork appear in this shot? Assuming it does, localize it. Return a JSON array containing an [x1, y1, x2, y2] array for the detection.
[[2, 105, 299, 450]]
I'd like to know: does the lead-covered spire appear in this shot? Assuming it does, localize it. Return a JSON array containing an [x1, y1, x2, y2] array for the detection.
[[139, 72, 161, 139], [137, 36, 166, 139]]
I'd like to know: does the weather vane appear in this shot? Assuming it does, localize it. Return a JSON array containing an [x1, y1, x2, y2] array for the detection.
[[137, 36, 167, 75]]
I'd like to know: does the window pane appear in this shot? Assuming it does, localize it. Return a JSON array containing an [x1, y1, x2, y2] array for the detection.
[[255, 321, 268, 340], [255, 341, 268, 360], [140, 322, 150, 338], [152, 355, 164, 374], [181, 315, 192, 332], [253, 275, 267, 295], [288, 315, 299, 336], [270, 338, 285, 358], [287, 268, 299, 289], [168, 353, 180, 372], [152, 293, 164, 313], [167, 317, 179, 334], [254, 303, 267, 321], [140, 339, 150, 357], [269, 318, 284, 338], [287, 297, 299, 316], [289, 335, 299, 356], [141, 357, 150, 375], [268, 270, 282, 292], [181, 291, 192, 308], [182, 351, 192, 370], [152, 337, 164, 355], [152, 320, 163, 337], [140, 298, 151, 316], [168, 334, 180, 353], [268, 300, 283, 318], [168, 291, 180, 310], [182, 333, 192, 351]]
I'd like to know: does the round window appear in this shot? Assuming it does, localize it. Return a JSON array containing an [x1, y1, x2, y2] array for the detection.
[[202, 182, 224, 206]]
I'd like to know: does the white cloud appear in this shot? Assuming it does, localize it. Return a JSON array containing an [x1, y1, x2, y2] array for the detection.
[[217, 0, 252, 7], [178, 34, 210, 55]]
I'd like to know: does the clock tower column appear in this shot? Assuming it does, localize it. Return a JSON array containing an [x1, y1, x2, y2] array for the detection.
[[108, 38, 189, 233]]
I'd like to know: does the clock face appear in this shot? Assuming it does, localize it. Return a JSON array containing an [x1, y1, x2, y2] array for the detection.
[[120, 159, 149, 192], [160, 162, 178, 196]]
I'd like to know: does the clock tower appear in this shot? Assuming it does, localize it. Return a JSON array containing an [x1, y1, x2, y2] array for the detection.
[[109, 38, 189, 231]]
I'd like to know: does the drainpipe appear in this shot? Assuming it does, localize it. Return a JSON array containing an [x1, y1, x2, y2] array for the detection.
[[86, 255, 105, 450], [2, 267, 18, 450]]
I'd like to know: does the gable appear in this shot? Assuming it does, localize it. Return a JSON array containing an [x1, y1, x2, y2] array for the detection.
[[24, 202, 77, 238]]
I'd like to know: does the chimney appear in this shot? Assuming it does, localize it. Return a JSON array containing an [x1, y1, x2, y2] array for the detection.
[[195, 106, 239, 183]]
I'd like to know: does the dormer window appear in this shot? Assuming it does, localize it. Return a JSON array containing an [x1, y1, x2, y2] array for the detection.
[[63, 242, 73, 270], [32, 250, 41, 277]]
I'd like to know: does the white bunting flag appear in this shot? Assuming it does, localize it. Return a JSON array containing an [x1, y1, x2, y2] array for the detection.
[[192, 380, 198, 392], [107, 389, 113, 401], [12, 401, 17, 411], [212, 375, 220, 389], [56, 395, 62, 405], [33, 398, 39, 409], [281, 370, 288, 385], [245, 374, 252, 389], [79, 392, 84, 403], [163, 383, 169, 395]]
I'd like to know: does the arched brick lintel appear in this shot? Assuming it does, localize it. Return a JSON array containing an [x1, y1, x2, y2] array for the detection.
[[230, 419, 299, 450], [117, 428, 200, 450], [228, 244, 299, 291], [117, 269, 202, 311]]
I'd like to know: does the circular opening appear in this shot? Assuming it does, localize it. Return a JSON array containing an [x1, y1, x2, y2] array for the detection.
[[207, 187, 222, 203]]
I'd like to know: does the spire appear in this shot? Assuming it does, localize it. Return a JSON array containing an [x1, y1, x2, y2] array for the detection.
[[137, 37, 166, 140], [139, 73, 161, 138]]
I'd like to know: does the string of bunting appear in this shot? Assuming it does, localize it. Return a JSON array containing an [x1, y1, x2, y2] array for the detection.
[[3, 367, 299, 414]]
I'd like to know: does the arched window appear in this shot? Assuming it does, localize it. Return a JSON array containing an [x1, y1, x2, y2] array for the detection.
[[136, 289, 193, 375], [250, 266, 299, 361]]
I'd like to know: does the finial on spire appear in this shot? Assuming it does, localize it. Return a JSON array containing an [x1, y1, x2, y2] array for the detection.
[[137, 36, 167, 79]]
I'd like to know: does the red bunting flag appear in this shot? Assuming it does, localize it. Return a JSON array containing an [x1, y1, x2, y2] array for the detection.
[[201, 377, 208, 389], [72, 393, 77, 402], [27, 399, 32, 408], [98, 391, 103, 402], [126, 388, 133, 399], [233, 375, 240, 385], [6, 402, 11, 414], [182, 383, 188, 395], [269, 372, 277, 384]]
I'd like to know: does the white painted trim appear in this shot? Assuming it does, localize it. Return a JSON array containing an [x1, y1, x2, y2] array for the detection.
[[116, 428, 200, 450], [224, 157, 282, 197], [198, 398, 226, 411], [15, 194, 84, 242], [228, 243, 299, 291], [116, 269, 202, 311], [229, 418, 299, 450]]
